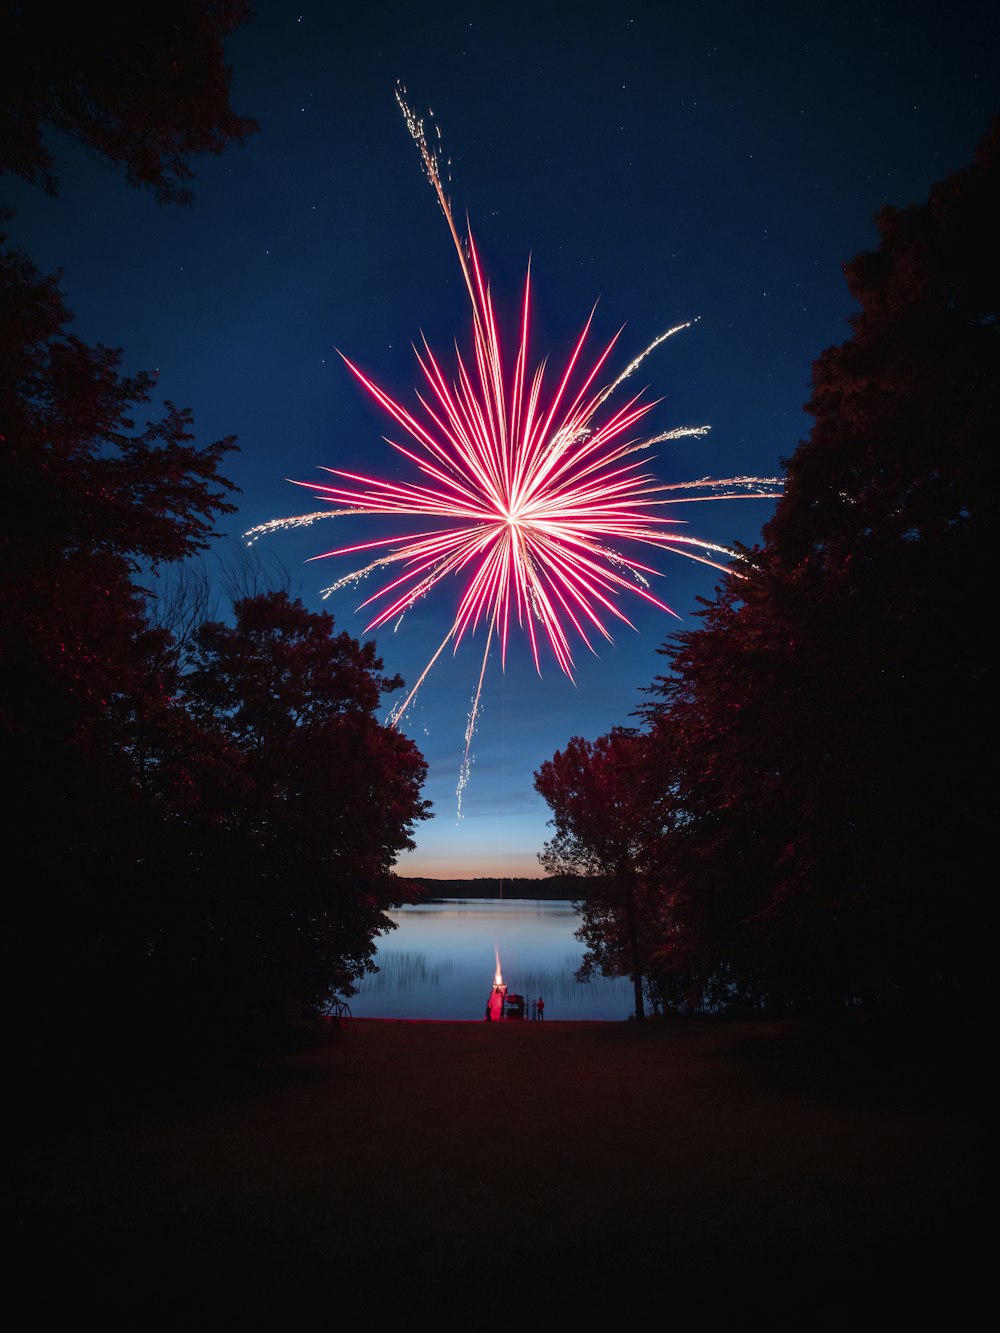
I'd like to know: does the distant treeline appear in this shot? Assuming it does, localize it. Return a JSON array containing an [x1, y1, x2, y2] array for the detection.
[[405, 876, 591, 901]]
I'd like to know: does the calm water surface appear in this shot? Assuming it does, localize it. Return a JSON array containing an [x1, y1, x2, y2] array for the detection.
[[349, 898, 636, 1021]]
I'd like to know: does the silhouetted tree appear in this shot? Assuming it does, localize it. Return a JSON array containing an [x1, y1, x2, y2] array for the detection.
[[1, 233, 243, 1075], [0, 0, 258, 204], [535, 729, 668, 1020], [177, 591, 431, 1040], [1, 239, 432, 1073], [640, 117, 999, 1016], [0, 230, 238, 737]]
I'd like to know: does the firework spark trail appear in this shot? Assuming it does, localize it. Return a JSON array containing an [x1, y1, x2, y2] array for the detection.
[[246, 87, 783, 811]]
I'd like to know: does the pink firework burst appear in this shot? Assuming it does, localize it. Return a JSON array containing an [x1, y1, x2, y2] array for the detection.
[[248, 90, 782, 803]]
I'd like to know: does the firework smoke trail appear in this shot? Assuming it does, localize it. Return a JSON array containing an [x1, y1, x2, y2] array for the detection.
[[246, 88, 783, 811]]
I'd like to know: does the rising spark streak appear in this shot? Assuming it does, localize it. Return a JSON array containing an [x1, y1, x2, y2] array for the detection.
[[247, 87, 783, 811]]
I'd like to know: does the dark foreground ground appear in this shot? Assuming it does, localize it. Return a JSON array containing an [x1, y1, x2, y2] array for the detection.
[[9, 1017, 989, 1329]]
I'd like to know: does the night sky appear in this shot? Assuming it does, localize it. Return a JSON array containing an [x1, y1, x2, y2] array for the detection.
[[6, 1, 996, 877]]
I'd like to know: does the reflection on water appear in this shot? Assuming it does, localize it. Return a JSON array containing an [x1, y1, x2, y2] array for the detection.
[[350, 898, 635, 1021]]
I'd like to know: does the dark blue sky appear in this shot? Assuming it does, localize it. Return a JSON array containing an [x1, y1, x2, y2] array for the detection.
[[6, 1, 997, 876]]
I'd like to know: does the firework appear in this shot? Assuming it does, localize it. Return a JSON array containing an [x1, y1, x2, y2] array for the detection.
[[247, 88, 782, 808]]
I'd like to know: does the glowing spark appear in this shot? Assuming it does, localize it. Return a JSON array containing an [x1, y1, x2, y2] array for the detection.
[[246, 88, 783, 809]]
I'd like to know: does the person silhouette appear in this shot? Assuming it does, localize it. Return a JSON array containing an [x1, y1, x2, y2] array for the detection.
[[537, 996, 545, 1021]]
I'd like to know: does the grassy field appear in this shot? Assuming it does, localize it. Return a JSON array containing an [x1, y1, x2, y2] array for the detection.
[[11, 1016, 988, 1328]]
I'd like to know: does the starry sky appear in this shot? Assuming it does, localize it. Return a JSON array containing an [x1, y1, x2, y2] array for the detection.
[[5, 1, 997, 878]]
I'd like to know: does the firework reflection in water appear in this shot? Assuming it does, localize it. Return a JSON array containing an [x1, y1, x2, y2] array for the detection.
[[349, 897, 635, 1021]]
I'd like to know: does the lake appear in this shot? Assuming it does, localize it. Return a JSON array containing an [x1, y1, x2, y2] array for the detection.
[[348, 897, 638, 1021]]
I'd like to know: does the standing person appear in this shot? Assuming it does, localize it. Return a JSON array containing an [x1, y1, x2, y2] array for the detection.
[[537, 997, 545, 1021]]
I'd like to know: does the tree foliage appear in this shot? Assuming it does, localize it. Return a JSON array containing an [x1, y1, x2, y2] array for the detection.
[[1, 232, 236, 1067], [1, 228, 239, 737], [1, 243, 429, 1079], [649, 117, 998, 1016], [535, 729, 670, 1020], [0, 0, 258, 205], [179, 592, 430, 1024]]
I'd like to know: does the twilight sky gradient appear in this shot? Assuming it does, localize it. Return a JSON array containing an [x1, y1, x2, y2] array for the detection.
[[6, 1, 997, 877]]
